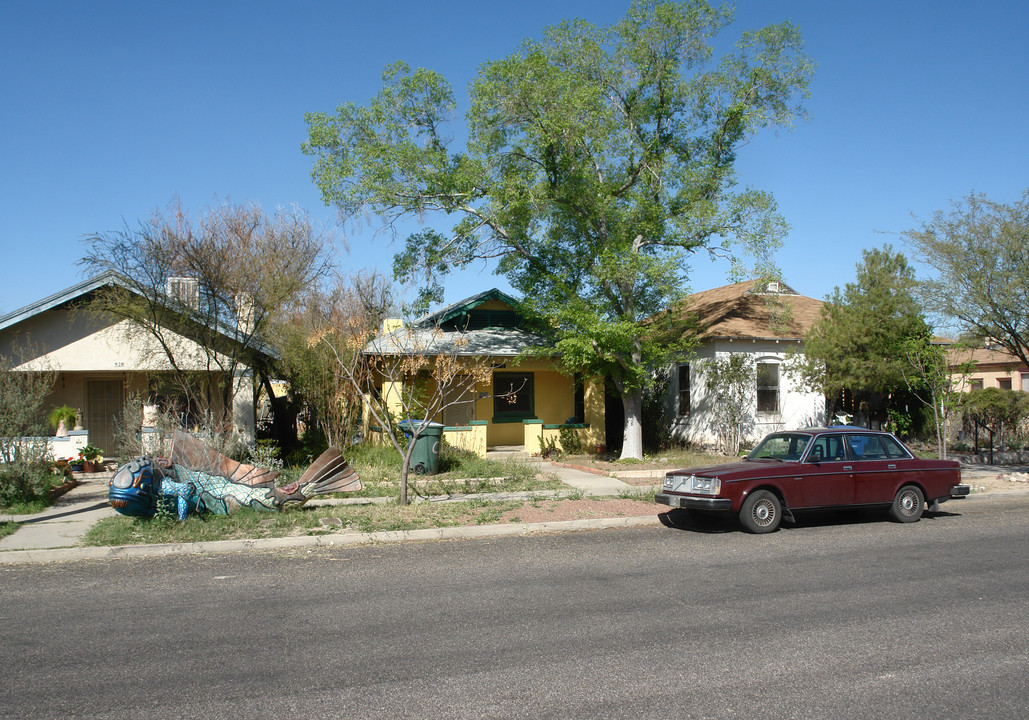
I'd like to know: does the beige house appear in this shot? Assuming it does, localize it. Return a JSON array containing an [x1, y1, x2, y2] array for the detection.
[[948, 346, 1029, 393], [662, 280, 827, 448], [0, 273, 268, 458]]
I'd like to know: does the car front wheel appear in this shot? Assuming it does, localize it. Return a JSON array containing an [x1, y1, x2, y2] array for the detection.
[[739, 490, 782, 534], [889, 485, 924, 523]]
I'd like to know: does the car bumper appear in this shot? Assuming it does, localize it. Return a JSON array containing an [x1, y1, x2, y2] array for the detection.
[[655, 492, 732, 511], [950, 484, 970, 498]]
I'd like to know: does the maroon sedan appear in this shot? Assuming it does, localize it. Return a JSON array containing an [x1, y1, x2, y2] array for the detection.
[[655, 427, 970, 533]]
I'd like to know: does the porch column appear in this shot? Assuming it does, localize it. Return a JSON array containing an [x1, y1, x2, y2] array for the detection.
[[232, 369, 256, 445], [584, 375, 606, 452], [382, 380, 404, 420]]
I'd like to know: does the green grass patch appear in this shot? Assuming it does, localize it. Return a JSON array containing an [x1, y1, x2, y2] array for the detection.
[[0, 522, 20, 541], [337, 443, 559, 499], [82, 498, 530, 546], [617, 488, 658, 502], [563, 449, 732, 471]]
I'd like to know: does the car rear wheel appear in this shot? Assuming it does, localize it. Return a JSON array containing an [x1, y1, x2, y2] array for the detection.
[[739, 490, 781, 534], [889, 485, 924, 523]]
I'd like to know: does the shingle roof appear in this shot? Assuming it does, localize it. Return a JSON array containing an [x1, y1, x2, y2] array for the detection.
[[364, 325, 547, 357], [668, 280, 824, 341], [0, 270, 125, 331], [0, 271, 276, 360], [947, 346, 1028, 370]]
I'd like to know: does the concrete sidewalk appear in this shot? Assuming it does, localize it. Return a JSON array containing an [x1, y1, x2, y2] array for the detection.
[[0, 461, 636, 562], [0, 471, 118, 553]]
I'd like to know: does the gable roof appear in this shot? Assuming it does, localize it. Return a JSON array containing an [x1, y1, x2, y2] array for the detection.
[[0, 271, 275, 361], [365, 288, 545, 357], [0, 270, 125, 331], [414, 288, 522, 328], [669, 280, 824, 341]]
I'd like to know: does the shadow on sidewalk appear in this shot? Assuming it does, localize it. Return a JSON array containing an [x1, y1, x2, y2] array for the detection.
[[13, 501, 112, 524]]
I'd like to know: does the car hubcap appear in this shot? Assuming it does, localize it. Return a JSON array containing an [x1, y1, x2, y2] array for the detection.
[[753, 500, 775, 526], [901, 492, 917, 515]]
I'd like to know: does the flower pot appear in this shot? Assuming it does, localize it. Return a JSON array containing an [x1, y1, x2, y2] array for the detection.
[[82, 461, 95, 473]]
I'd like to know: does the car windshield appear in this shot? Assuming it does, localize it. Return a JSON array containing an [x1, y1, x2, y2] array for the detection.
[[746, 433, 811, 462]]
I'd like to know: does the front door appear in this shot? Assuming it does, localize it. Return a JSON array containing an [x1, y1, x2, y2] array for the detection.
[[85, 379, 124, 458]]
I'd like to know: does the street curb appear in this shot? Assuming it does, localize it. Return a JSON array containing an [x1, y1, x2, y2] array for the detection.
[[0, 514, 661, 565], [3, 488, 1025, 566]]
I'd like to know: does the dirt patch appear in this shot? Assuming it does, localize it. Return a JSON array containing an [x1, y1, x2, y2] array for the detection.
[[495, 498, 664, 524], [964, 468, 1029, 495]]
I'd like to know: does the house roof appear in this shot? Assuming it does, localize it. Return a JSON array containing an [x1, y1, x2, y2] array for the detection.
[[668, 280, 824, 341], [365, 326, 547, 357], [947, 345, 1028, 370], [365, 288, 546, 357], [0, 271, 276, 361], [414, 288, 522, 328], [0, 270, 125, 331]]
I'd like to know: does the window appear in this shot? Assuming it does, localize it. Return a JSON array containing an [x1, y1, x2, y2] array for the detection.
[[880, 435, 912, 459], [998, 377, 1012, 390], [1022, 373, 1029, 392], [677, 364, 690, 416], [756, 362, 780, 413], [847, 434, 886, 459], [573, 374, 585, 424], [493, 372, 534, 420], [808, 435, 846, 462], [442, 377, 476, 426], [969, 378, 984, 390]]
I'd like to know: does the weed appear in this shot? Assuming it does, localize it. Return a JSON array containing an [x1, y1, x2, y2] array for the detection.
[[617, 488, 658, 502]]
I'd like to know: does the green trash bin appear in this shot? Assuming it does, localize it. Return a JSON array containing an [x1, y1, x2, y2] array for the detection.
[[398, 420, 444, 474]]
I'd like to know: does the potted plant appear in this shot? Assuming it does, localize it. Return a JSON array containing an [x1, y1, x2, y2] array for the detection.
[[48, 405, 78, 437], [78, 444, 104, 472]]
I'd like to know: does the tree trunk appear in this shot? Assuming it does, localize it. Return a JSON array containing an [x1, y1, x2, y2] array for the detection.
[[399, 442, 416, 505], [619, 389, 644, 461]]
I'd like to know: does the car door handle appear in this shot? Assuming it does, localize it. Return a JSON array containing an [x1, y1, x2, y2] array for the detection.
[[843, 466, 852, 471], [888, 464, 897, 469]]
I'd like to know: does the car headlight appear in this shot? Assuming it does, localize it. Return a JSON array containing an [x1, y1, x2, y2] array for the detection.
[[690, 476, 720, 495], [663, 474, 721, 496]]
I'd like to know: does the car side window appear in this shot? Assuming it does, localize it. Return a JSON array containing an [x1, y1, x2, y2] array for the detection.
[[808, 436, 847, 462], [848, 435, 886, 460], [881, 436, 912, 459]]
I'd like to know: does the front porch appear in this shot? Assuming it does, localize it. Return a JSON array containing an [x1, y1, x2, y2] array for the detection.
[[368, 418, 602, 459]]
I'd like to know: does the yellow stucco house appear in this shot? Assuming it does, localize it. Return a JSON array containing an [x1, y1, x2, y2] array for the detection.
[[363, 289, 605, 456]]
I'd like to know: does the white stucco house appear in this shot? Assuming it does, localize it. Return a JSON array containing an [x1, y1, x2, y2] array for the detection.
[[664, 280, 827, 450], [0, 272, 270, 458]]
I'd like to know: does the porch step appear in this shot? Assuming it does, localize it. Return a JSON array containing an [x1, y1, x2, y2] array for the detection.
[[486, 445, 536, 462]]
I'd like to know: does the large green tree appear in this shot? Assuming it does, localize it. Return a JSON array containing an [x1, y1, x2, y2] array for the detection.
[[903, 189, 1029, 369], [795, 246, 929, 416], [304, 0, 813, 458]]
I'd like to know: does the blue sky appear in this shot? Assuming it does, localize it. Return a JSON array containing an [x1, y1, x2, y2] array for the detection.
[[2, 1, 1026, 320]]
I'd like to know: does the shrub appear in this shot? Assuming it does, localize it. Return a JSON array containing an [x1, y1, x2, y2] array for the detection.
[[0, 460, 59, 510]]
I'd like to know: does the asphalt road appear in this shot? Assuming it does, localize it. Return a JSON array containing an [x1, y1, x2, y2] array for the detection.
[[2, 496, 1027, 720]]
